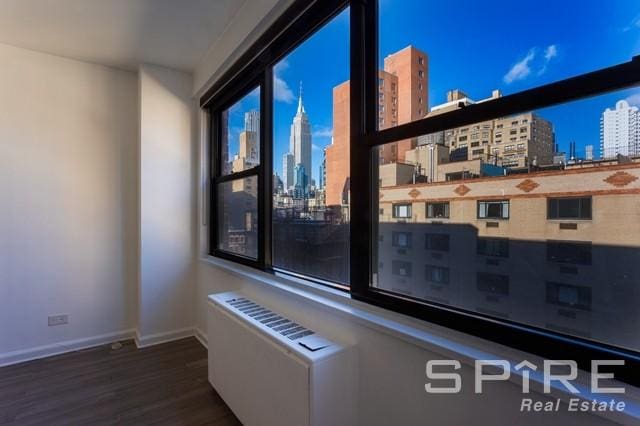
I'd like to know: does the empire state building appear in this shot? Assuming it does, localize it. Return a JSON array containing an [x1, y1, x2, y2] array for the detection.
[[284, 82, 312, 194]]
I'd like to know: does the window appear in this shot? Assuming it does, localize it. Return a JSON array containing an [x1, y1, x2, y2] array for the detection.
[[477, 238, 509, 258], [426, 202, 449, 218], [477, 200, 509, 219], [204, 0, 640, 385], [548, 197, 592, 220], [392, 260, 412, 277], [213, 88, 262, 260], [547, 282, 591, 311], [392, 231, 412, 248], [547, 241, 592, 265], [425, 234, 449, 252], [217, 177, 259, 258], [477, 272, 509, 296], [270, 8, 350, 284], [393, 203, 412, 218], [426, 265, 449, 284]]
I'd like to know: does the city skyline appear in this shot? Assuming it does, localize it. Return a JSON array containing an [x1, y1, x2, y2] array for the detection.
[[226, 1, 640, 183]]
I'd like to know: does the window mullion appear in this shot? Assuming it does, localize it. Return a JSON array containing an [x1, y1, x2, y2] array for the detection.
[[262, 68, 273, 269]]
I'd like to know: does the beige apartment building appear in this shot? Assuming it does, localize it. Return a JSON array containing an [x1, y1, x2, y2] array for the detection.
[[376, 159, 640, 349], [423, 90, 555, 168]]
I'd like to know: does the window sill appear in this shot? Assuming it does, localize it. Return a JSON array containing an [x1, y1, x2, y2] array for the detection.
[[199, 254, 640, 423]]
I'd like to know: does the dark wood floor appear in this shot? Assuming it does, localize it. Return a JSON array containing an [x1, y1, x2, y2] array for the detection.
[[0, 337, 241, 425]]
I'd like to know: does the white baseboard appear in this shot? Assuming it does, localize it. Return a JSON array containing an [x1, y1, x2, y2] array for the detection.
[[194, 327, 208, 349], [134, 327, 195, 348], [0, 329, 136, 368]]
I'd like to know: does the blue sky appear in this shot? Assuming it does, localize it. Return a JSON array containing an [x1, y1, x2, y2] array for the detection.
[[226, 1, 640, 182]]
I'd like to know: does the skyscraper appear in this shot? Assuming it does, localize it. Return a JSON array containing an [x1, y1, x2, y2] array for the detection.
[[325, 46, 428, 206], [244, 110, 260, 135], [601, 100, 639, 159], [282, 152, 294, 190], [239, 110, 259, 166], [289, 82, 312, 194], [294, 163, 307, 198]]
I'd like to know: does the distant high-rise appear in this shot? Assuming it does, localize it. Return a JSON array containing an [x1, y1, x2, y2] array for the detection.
[[282, 152, 294, 190], [289, 82, 312, 194], [244, 110, 260, 135], [294, 163, 308, 198], [585, 144, 594, 161], [325, 46, 428, 206], [239, 110, 259, 165], [318, 148, 326, 190], [601, 100, 639, 159]]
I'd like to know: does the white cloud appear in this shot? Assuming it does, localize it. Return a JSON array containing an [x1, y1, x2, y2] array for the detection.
[[312, 126, 333, 138], [503, 49, 536, 84], [622, 14, 640, 32], [274, 76, 295, 103], [544, 44, 557, 61], [312, 144, 322, 152], [626, 92, 640, 106], [538, 44, 558, 75], [274, 60, 295, 103]]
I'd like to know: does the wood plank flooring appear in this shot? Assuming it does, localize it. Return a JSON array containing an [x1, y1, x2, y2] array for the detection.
[[0, 337, 241, 425]]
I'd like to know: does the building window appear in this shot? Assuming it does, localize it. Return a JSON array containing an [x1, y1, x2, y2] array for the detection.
[[458, 135, 467, 142], [547, 241, 592, 265], [477, 200, 509, 219], [392, 203, 412, 218], [392, 260, 412, 277], [392, 231, 412, 248], [426, 265, 449, 284], [547, 197, 592, 220], [546, 282, 591, 311], [477, 272, 509, 296], [425, 233, 449, 251], [477, 238, 509, 257], [418, 56, 425, 65], [426, 202, 449, 218], [418, 70, 424, 78]]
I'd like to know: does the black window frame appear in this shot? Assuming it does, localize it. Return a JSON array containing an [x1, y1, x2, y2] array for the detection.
[[392, 203, 412, 218], [477, 199, 510, 219], [477, 237, 510, 258], [426, 201, 449, 219], [547, 196, 593, 220], [391, 231, 412, 248], [547, 240, 593, 265], [425, 233, 450, 252], [201, 0, 640, 385]]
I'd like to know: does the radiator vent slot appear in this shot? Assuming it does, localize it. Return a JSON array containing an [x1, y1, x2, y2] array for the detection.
[[226, 297, 315, 341]]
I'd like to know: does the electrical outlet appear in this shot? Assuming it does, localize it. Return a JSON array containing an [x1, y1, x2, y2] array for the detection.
[[48, 314, 69, 326]]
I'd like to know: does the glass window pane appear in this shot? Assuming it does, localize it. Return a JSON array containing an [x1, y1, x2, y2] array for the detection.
[[221, 87, 260, 175], [272, 7, 350, 284], [217, 177, 258, 258], [378, 0, 639, 133], [374, 88, 640, 351]]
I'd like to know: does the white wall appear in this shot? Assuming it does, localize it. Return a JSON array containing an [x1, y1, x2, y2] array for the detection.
[[0, 43, 138, 357], [193, 0, 294, 96], [138, 64, 196, 343]]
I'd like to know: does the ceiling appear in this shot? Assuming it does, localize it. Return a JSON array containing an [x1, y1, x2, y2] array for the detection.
[[0, 0, 247, 72]]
